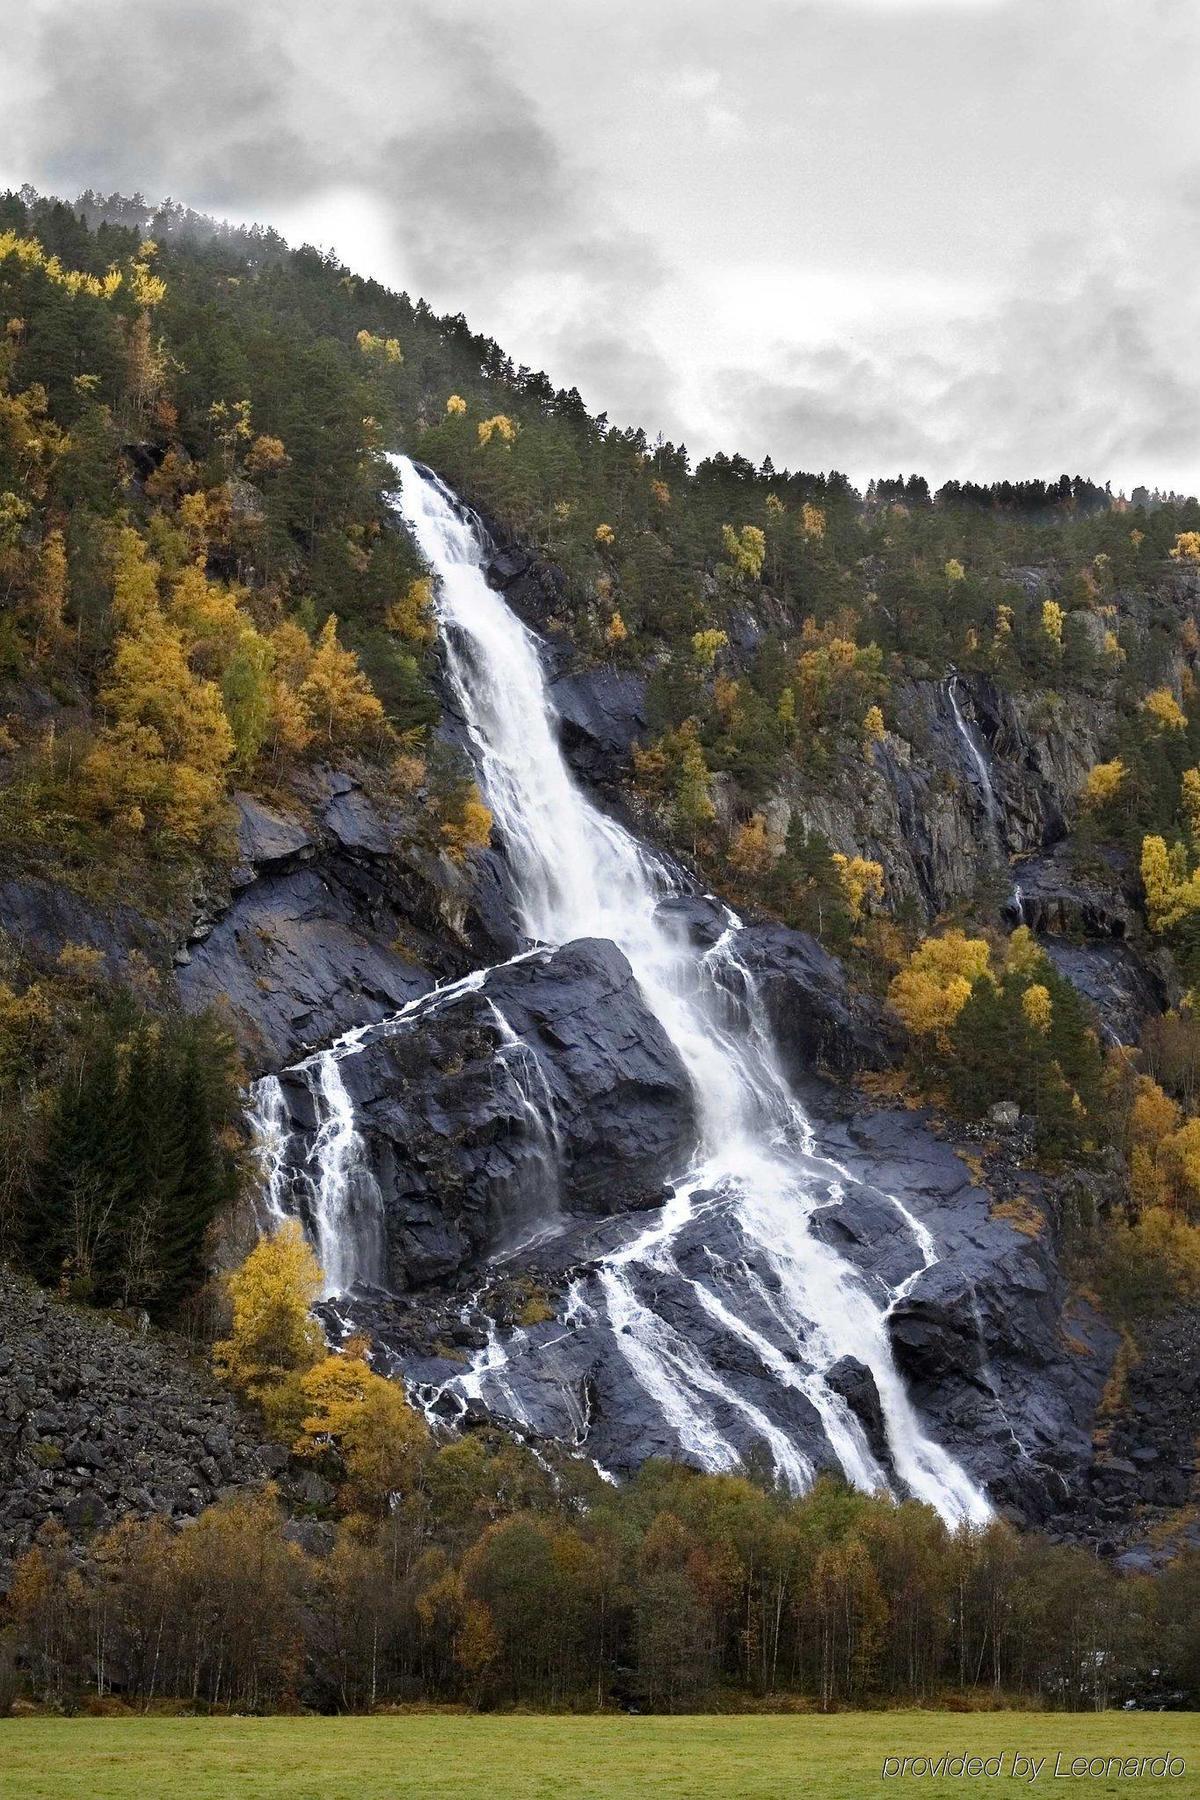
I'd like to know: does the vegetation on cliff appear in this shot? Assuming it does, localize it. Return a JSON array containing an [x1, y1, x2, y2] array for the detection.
[[2, 188, 1200, 1717]]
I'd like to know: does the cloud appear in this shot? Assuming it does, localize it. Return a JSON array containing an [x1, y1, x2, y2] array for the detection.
[[0, 0, 1196, 490], [708, 230, 1200, 489]]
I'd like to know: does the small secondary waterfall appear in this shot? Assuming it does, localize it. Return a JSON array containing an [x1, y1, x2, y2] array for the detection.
[[947, 675, 1023, 922], [377, 456, 989, 1527]]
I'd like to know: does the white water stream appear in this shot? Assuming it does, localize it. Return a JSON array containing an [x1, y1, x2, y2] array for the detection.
[[375, 456, 990, 1526], [947, 675, 1023, 923]]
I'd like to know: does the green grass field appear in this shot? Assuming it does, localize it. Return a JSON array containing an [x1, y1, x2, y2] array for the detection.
[[1, 1713, 1197, 1799]]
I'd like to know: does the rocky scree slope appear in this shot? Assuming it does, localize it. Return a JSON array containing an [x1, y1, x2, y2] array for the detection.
[[0, 1268, 283, 1587]]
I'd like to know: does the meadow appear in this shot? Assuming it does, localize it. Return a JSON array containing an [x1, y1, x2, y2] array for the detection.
[[1, 1711, 1197, 1799]]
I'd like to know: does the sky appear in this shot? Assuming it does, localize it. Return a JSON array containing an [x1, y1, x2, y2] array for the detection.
[[1, 0, 1197, 494]]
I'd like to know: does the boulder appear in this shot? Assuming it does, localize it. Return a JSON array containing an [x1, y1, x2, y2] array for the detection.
[[0, 1268, 274, 1583], [826, 1356, 890, 1469]]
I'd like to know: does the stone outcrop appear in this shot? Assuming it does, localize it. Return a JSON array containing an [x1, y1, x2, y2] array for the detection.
[[179, 779, 520, 1068], [549, 668, 648, 789], [0, 877, 166, 980], [734, 921, 896, 1076], [277, 937, 699, 1287]]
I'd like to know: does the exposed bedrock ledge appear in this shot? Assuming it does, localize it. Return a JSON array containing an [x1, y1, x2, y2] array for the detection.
[[179, 781, 521, 1070], [277, 936, 700, 1288], [0, 876, 167, 980]]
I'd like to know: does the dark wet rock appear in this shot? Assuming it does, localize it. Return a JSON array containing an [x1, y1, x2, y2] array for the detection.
[[1014, 843, 1136, 938], [653, 893, 728, 948], [549, 667, 648, 786], [827, 1356, 889, 1468], [0, 876, 167, 981], [340, 1076, 1121, 1525], [233, 792, 314, 868], [180, 770, 522, 1070], [807, 1099, 1118, 1520], [321, 786, 393, 856], [180, 865, 433, 1070], [275, 937, 698, 1288], [1041, 938, 1169, 1046], [734, 923, 895, 1075]]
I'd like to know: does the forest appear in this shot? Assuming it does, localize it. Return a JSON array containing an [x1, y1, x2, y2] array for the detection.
[[3, 1222, 1195, 1715]]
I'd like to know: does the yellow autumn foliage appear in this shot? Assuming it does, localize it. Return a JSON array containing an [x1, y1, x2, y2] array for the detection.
[[1181, 768, 1200, 843], [0, 229, 123, 300], [1081, 759, 1126, 809], [213, 1222, 325, 1419], [1143, 688, 1187, 732], [1021, 983, 1052, 1034], [832, 853, 884, 921], [691, 627, 729, 669], [299, 614, 387, 747], [729, 813, 774, 880], [477, 414, 516, 446], [385, 576, 437, 645], [888, 931, 991, 1043], [721, 523, 766, 580], [440, 784, 493, 863], [355, 330, 403, 364], [294, 1342, 428, 1510]]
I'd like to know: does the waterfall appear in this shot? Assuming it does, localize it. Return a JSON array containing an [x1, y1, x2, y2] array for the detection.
[[947, 675, 1001, 842], [246, 1075, 293, 1230], [298, 1048, 385, 1299], [385, 455, 989, 1527], [947, 675, 1023, 921]]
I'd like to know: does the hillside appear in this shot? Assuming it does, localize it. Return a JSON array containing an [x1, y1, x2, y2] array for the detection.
[[2, 186, 1200, 1712]]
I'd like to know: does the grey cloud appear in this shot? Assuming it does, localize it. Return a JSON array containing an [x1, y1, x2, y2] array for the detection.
[[711, 237, 1200, 488], [12, 1, 331, 203], [0, 0, 1196, 489]]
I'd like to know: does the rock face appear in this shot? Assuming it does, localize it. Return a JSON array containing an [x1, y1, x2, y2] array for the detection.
[[809, 1099, 1118, 1522], [0, 1268, 276, 1586], [179, 780, 520, 1068], [0, 877, 166, 980], [345, 1081, 1117, 1521], [549, 668, 648, 789], [1089, 1310, 1200, 1552], [181, 861, 433, 1071], [734, 922, 896, 1076], [275, 937, 699, 1288], [779, 672, 1106, 922]]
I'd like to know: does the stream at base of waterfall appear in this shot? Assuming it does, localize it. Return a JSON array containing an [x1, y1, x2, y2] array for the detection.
[[249, 456, 992, 1528]]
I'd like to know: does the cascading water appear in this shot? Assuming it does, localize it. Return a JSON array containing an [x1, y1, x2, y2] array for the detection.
[[247, 1074, 293, 1231], [299, 1048, 385, 1299], [381, 455, 990, 1527], [947, 675, 1023, 922]]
